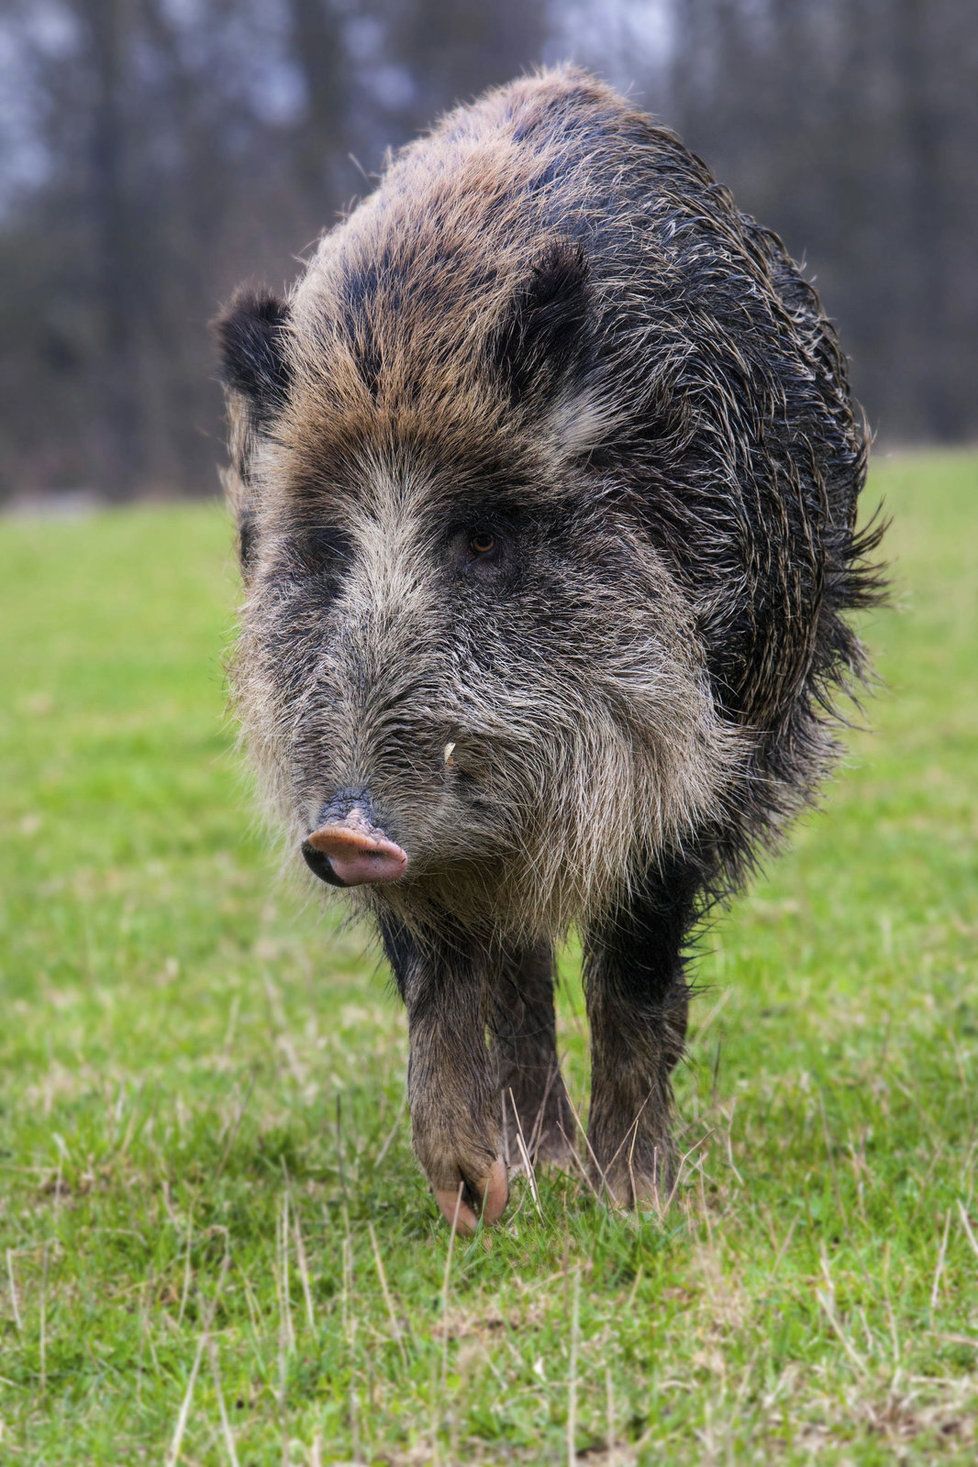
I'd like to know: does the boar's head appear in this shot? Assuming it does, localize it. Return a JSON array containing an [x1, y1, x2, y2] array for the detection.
[[217, 238, 739, 942]]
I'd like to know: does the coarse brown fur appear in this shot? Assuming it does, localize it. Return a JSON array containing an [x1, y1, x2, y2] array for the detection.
[[216, 67, 884, 1225]]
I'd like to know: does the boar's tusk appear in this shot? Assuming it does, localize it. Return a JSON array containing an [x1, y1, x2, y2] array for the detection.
[[443, 741, 456, 767]]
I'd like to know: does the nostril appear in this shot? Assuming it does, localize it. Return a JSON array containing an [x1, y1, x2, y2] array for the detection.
[[301, 841, 347, 887]]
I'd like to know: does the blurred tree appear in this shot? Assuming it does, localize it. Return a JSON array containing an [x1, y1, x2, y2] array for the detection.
[[81, 0, 145, 498], [0, 0, 974, 501], [381, 0, 549, 129], [285, 0, 351, 212], [658, 0, 977, 446]]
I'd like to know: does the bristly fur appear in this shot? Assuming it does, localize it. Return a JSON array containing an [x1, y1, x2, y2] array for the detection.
[[215, 66, 885, 1215]]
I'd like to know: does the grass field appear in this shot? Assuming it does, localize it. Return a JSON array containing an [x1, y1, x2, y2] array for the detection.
[[1, 452, 976, 1463]]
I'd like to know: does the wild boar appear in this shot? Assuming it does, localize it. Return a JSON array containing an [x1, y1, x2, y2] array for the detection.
[[217, 66, 883, 1232]]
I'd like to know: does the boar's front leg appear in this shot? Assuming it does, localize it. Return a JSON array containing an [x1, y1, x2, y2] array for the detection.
[[489, 941, 575, 1171], [584, 860, 699, 1208], [380, 917, 507, 1233]]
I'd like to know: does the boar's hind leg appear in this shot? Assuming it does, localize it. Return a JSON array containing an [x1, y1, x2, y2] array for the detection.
[[584, 861, 700, 1208], [380, 917, 507, 1234], [489, 941, 575, 1172]]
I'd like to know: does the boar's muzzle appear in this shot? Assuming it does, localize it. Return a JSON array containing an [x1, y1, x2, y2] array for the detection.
[[301, 794, 408, 888]]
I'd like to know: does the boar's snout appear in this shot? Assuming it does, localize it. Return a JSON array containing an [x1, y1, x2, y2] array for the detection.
[[302, 793, 408, 888]]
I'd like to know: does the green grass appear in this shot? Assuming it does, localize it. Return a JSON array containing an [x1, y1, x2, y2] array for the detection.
[[1, 452, 976, 1464]]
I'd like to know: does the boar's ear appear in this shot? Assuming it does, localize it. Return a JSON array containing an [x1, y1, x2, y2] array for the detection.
[[493, 240, 590, 406], [214, 287, 290, 578], [214, 286, 291, 431]]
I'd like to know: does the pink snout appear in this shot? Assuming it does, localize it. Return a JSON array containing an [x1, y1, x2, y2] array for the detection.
[[302, 810, 408, 887]]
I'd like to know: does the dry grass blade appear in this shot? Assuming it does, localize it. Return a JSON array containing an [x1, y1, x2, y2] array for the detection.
[[165, 1332, 206, 1467], [931, 1208, 952, 1310], [561, 1085, 605, 1200], [567, 1267, 581, 1466], [207, 1337, 241, 1467], [165, 1251, 231, 1467], [367, 1221, 408, 1367], [177, 1208, 194, 1327], [276, 1191, 295, 1353], [957, 1200, 978, 1262], [292, 1209, 316, 1333], [38, 1242, 49, 1394], [427, 1183, 465, 1460], [816, 1246, 868, 1378], [373, 1092, 408, 1168], [6, 1249, 22, 1335], [508, 1087, 542, 1219]]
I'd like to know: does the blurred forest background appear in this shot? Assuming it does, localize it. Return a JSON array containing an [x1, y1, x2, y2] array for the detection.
[[1, 0, 975, 504]]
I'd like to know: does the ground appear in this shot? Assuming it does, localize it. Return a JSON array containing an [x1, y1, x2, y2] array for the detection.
[[1, 451, 976, 1464]]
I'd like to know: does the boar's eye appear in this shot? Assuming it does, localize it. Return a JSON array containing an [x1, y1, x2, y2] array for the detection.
[[449, 522, 511, 578], [468, 531, 497, 559]]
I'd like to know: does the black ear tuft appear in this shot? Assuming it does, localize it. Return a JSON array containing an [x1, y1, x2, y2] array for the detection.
[[494, 240, 590, 404], [237, 507, 257, 573], [214, 287, 291, 428]]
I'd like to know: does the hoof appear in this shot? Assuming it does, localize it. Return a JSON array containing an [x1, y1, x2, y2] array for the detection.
[[434, 1156, 509, 1235]]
